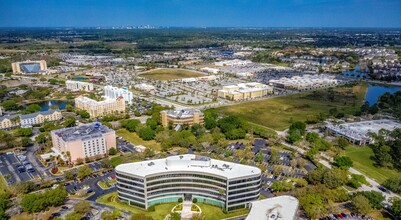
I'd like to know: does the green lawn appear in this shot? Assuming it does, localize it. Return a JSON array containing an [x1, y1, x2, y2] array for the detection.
[[0, 175, 7, 193], [343, 145, 401, 184], [140, 68, 206, 80], [97, 192, 175, 220], [116, 128, 161, 151], [196, 203, 249, 220], [97, 192, 249, 220], [216, 84, 368, 131]]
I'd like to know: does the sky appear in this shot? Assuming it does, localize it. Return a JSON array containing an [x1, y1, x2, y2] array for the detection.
[[0, 0, 400, 28]]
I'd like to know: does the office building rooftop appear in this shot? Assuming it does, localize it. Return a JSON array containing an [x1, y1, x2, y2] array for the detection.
[[116, 154, 261, 179], [164, 109, 203, 119], [51, 122, 113, 142]]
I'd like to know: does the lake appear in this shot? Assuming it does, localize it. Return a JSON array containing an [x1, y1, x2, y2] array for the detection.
[[365, 85, 401, 105], [73, 77, 89, 81], [35, 100, 71, 111], [342, 65, 370, 79]]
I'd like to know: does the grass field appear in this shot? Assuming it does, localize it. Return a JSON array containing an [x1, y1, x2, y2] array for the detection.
[[343, 145, 401, 184], [116, 128, 161, 152], [140, 68, 206, 80], [216, 84, 368, 131]]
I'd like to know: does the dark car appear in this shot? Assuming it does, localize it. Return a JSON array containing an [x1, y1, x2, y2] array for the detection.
[[378, 186, 388, 193], [61, 206, 69, 210]]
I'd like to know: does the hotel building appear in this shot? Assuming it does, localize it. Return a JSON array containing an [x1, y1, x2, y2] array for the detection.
[[218, 82, 273, 101], [104, 86, 134, 105], [50, 122, 116, 163], [66, 80, 94, 92], [75, 96, 125, 118], [0, 115, 20, 130], [160, 109, 204, 127], [115, 154, 261, 211], [20, 110, 62, 128], [12, 60, 47, 74]]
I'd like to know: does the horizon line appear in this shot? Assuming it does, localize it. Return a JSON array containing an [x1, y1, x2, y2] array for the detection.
[[0, 26, 401, 29]]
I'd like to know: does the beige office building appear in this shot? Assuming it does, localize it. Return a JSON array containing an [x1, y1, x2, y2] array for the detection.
[[160, 109, 204, 127], [75, 96, 125, 118], [12, 60, 47, 74], [218, 82, 273, 101], [50, 122, 116, 163]]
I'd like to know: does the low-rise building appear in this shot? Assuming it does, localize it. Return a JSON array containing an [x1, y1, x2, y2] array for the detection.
[[326, 119, 401, 145], [134, 83, 155, 92], [12, 60, 47, 74], [160, 109, 204, 127], [50, 122, 116, 163], [246, 196, 299, 220], [215, 59, 252, 67], [269, 74, 339, 90], [75, 96, 125, 118], [218, 82, 273, 101], [66, 80, 94, 92], [20, 110, 62, 128], [115, 154, 261, 211], [104, 86, 134, 105], [0, 115, 20, 130], [200, 67, 220, 74]]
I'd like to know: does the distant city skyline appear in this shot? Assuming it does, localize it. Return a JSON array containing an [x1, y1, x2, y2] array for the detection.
[[0, 0, 400, 28]]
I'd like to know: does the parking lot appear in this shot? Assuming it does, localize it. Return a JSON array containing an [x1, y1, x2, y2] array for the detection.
[[116, 138, 136, 153], [0, 152, 38, 185]]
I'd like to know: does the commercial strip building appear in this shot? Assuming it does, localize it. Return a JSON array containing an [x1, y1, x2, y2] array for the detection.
[[134, 83, 155, 92], [181, 75, 217, 83], [246, 196, 299, 220], [12, 60, 47, 74], [75, 96, 125, 118], [200, 67, 220, 74], [115, 154, 261, 211], [104, 86, 134, 105], [50, 122, 116, 163], [66, 80, 94, 92], [20, 110, 62, 128], [160, 109, 204, 127], [0, 110, 62, 130], [215, 59, 252, 67], [268, 74, 339, 90], [326, 119, 401, 145], [218, 82, 273, 101]]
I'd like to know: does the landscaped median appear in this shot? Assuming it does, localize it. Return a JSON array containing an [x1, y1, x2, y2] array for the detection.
[[97, 192, 250, 220], [98, 178, 116, 189]]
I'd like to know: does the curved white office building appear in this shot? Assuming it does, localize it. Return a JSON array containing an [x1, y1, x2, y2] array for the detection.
[[115, 154, 261, 211]]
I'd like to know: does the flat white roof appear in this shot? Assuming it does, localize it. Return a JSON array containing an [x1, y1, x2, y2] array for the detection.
[[116, 154, 261, 179], [246, 196, 299, 220]]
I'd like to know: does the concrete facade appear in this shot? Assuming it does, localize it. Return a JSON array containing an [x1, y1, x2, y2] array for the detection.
[[160, 109, 204, 127], [116, 154, 261, 211], [50, 122, 116, 163]]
